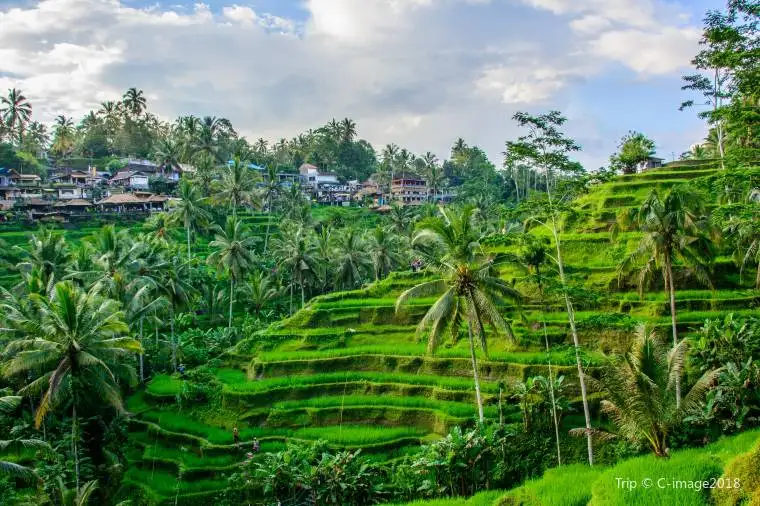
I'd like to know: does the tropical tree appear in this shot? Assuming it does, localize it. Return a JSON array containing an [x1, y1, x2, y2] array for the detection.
[[368, 226, 406, 280], [245, 270, 279, 317], [573, 325, 719, 457], [156, 256, 194, 371], [51, 116, 76, 158], [273, 224, 319, 312], [333, 227, 371, 290], [609, 131, 656, 174], [1, 88, 32, 144], [1, 282, 138, 488], [207, 217, 258, 329], [396, 206, 521, 421], [171, 179, 211, 263], [15, 228, 70, 290], [508, 110, 594, 465], [122, 88, 147, 118], [618, 186, 713, 407], [218, 157, 259, 219], [261, 165, 281, 254], [388, 203, 414, 236], [0, 396, 50, 483]]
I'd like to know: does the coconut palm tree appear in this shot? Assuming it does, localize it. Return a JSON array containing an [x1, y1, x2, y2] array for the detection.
[[618, 187, 714, 407], [339, 118, 357, 144], [368, 226, 406, 280], [723, 207, 760, 289], [171, 179, 211, 263], [122, 87, 147, 118], [262, 165, 281, 254], [245, 270, 279, 317], [396, 206, 521, 421], [0, 396, 50, 483], [51, 115, 75, 158], [333, 227, 371, 290], [15, 228, 70, 290], [573, 325, 719, 457], [1, 281, 138, 488], [1, 88, 32, 144], [389, 203, 414, 236], [153, 137, 183, 175], [218, 157, 259, 220], [207, 217, 258, 329], [273, 225, 320, 312]]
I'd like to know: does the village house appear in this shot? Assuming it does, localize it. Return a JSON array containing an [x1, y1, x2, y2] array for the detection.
[[638, 156, 665, 172], [391, 174, 428, 206], [96, 192, 168, 213], [109, 170, 150, 190]]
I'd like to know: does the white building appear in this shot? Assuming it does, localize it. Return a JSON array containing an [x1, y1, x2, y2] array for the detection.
[[299, 163, 339, 189]]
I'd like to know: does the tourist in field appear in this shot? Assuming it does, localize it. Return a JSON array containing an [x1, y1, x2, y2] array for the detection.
[[233, 426, 240, 447]]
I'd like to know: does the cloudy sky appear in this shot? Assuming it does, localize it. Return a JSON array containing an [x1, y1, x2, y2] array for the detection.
[[0, 0, 723, 168]]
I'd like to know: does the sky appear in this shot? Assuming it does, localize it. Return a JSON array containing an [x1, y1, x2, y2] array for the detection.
[[0, 0, 726, 169]]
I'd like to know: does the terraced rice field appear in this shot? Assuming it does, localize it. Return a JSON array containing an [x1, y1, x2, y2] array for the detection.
[[115, 161, 759, 503]]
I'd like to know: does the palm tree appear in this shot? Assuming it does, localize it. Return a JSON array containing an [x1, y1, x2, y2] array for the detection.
[[156, 256, 194, 371], [333, 227, 371, 290], [389, 203, 414, 236], [0, 396, 50, 483], [262, 165, 281, 254], [368, 226, 406, 280], [396, 206, 521, 421], [171, 179, 211, 263], [339, 118, 357, 144], [122, 87, 147, 117], [207, 217, 258, 329], [723, 208, 760, 289], [273, 225, 320, 312], [51, 115, 75, 158], [15, 228, 70, 290], [1, 281, 138, 488], [1, 88, 32, 144], [618, 187, 713, 408], [573, 325, 719, 457], [218, 157, 259, 220], [153, 137, 183, 175], [245, 270, 279, 317]]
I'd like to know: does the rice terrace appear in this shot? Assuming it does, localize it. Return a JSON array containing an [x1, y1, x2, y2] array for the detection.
[[0, 0, 758, 504]]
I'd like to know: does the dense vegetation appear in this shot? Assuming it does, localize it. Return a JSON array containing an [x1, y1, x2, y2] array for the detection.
[[1, 1, 759, 505]]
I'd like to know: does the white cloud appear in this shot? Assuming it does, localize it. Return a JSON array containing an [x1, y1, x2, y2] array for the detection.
[[0, 0, 709, 170], [589, 26, 701, 75]]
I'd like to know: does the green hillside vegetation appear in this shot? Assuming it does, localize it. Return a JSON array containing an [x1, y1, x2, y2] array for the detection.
[[1, 2, 758, 503]]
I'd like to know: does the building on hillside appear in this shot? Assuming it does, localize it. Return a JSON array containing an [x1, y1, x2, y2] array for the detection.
[[299, 163, 339, 189], [391, 174, 428, 206], [354, 180, 384, 206], [96, 192, 168, 213], [638, 156, 665, 172], [109, 170, 150, 190], [55, 185, 87, 200], [51, 169, 89, 186]]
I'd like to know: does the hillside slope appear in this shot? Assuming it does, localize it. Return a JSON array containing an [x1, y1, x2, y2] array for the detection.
[[123, 160, 760, 504]]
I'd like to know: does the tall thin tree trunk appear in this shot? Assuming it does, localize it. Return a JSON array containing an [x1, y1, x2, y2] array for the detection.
[[551, 216, 593, 465], [171, 311, 177, 372], [264, 195, 272, 254], [228, 276, 234, 330], [665, 257, 681, 408], [186, 223, 191, 263], [72, 403, 80, 490], [139, 319, 144, 383], [289, 276, 294, 314], [537, 271, 562, 466], [714, 68, 725, 170], [301, 280, 306, 308], [467, 322, 485, 423]]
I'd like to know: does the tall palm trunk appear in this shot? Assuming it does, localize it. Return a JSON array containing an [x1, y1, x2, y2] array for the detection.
[[665, 256, 681, 408], [228, 276, 235, 330], [139, 319, 144, 383], [467, 322, 485, 423], [551, 215, 594, 465], [186, 222, 191, 263], [170, 309, 177, 372], [545, 168, 593, 465], [72, 403, 80, 490], [264, 195, 272, 254]]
